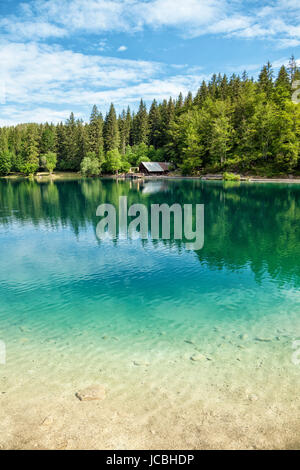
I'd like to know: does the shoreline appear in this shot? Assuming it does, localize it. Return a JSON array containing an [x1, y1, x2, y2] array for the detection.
[[1, 171, 300, 184]]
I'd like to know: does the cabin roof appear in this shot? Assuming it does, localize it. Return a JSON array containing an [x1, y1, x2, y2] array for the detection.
[[158, 162, 171, 171], [140, 162, 171, 173]]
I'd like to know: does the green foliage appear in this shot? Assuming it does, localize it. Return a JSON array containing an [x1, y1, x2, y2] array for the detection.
[[120, 156, 131, 173], [223, 172, 241, 181], [19, 126, 40, 175], [132, 99, 149, 145], [41, 152, 57, 174], [131, 143, 150, 166], [80, 152, 101, 176], [104, 149, 122, 174], [40, 125, 56, 154], [104, 104, 119, 152], [89, 105, 104, 155], [0, 150, 13, 175]]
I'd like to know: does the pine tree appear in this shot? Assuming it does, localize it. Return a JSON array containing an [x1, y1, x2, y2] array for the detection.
[[20, 125, 40, 175], [132, 99, 148, 145], [288, 55, 299, 83], [175, 92, 184, 111], [88, 105, 104, 155], [274, 66, 291, 107], [209, 113, 233, 165], [220, 75, 229, 100], [41, 123, 56, 154], [104, 104, 120, 152], [0, 128, 9, 153], [208, 75, 218, 99], [61, 113, 78, 170], [258, 62, 274, 98], [148, 100, 160, 148], [184, 91, 193, 109]]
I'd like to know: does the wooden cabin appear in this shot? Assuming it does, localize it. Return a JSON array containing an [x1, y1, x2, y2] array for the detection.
[[139, 162, 171, 175]]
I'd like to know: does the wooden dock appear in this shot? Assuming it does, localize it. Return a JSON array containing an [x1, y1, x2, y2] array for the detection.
[[125, 172, 145, 179]]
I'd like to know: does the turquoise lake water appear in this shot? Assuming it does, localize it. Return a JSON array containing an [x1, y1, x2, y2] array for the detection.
[[0, 177, 299, 449]]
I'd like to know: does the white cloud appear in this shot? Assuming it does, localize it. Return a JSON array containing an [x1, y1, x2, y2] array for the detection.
[[0, 18, 66, 40], [277, 38, 300, 49], [0, 41, 207, 125], [136, 0, 223, 28], [0, 42, 163, 105], [0, 107, 76, 127], [1, 0, 300, 45], [0, 1, 300, 125]]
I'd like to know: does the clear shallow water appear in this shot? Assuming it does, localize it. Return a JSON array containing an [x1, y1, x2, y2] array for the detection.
[[0, 177, 299, 449]]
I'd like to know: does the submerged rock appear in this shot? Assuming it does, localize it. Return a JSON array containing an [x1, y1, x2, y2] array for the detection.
[[239, 334, 248, 340], [248, 393, 259, 402], [133, 360, 150, 367], [184, 339, 195, 345], [76, 385, 106, 401], [41, 416, 54, 427], [190, 354, 206, 362]]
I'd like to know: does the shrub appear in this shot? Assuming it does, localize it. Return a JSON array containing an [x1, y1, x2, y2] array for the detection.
[[80, 153, 101, 176], [41, 152, 57, 174], [223, 172, 241, 181], [104, 149, 122, 174]]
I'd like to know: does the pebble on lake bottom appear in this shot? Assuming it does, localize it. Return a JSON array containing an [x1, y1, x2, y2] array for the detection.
[[133, 361, 150, 367], [190, 354, 206, 362], [75, 385, 106, 401]]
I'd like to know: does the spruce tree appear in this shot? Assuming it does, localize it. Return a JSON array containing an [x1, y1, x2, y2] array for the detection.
[[88, 105, 104, 155], [148, 100, 160, 148], [20, 125, 40, 175], [132, 99, 149, 145], [258, 62, 274, 98], [41, 124, 56, 154], [104, 104, 120, 152], [175, 92, 184, 111], [288, 55, 299, 83]]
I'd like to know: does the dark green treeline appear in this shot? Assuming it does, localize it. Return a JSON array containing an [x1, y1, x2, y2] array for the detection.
[[1, 58, 300, 177]]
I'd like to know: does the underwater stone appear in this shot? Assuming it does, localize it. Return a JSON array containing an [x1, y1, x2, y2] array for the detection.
[[41, 416, 54, 426], [133, 360, 150, 366], [184, 339, 195, 345], [76, 385, 106, 401], [248, 394, 259, 402], [190, 354, 206, 362], [239, 334, 248, 340]]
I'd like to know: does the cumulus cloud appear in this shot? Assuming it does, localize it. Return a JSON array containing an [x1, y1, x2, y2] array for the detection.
[[1, 1, 300, 125], [0, 107, 76, 127], [0, 18, 66, 40], [1, 0, 300, 45], [0, 42, 162, 103], [0, 41, 207, 124]]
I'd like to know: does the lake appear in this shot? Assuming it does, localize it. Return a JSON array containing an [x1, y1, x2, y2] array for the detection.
[[0, 177, 299, 449]]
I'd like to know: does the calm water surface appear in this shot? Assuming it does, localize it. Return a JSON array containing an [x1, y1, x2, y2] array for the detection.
[[0, 177, 299, 448]]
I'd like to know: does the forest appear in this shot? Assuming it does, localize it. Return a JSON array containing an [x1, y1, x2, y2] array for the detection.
[[1, 57, 300, 177]]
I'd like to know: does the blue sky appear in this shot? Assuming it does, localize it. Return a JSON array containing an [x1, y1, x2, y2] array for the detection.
[[0, 0, 300, 125]]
